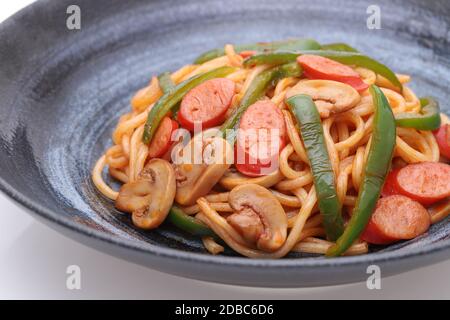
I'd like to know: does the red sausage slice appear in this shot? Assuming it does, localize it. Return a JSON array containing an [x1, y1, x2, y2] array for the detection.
[[297, 55, 369, 92], [395, 162, 450, 205], [235, 100, 287, 177], [361, 219, 397, 245], [148, 117, 179, 159], [361, 195, 431, 245], [239, 50, 257, 58], [434, 124, 450, 159], [381, 168, 402, 197], [178, 78, 235, 131]]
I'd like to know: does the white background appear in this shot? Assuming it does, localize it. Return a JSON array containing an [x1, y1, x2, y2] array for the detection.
[[1, 0, 450, 299]]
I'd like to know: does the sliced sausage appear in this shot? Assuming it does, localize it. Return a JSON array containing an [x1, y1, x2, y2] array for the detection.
[[235, 100, 287, 177], [433, 124, 450, 159], [148, 117, 179, 159], [381, 168, 402, 197], [297, 55, 368, 92], [239, 50, 257, 58], [361, 195, 431, 245], [178, 78, 235, 131], [395, 162, 450, 205]]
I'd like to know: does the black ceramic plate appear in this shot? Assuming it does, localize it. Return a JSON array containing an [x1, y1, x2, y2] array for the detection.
[[0, 0, 449, 287]]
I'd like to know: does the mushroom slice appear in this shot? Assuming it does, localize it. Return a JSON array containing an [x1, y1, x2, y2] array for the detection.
[[115, 179, 153, 213], [174, 135, 233, 206], [115, 159, 176, 230], [227, 184, 287, 252], [286, 79, 360, 118], [227, 207, 265, 245], [219, 169, 284, 190]]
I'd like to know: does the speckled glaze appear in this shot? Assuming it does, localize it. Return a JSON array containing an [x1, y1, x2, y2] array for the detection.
[[0, 0, 449, 287]]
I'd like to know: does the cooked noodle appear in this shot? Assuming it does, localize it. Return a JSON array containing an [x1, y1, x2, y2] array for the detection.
[[92, 43, 449, 258]]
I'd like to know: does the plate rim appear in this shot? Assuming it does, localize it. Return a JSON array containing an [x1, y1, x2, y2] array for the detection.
[[0, 0, 450, 279], [1, 173, 450, 270]]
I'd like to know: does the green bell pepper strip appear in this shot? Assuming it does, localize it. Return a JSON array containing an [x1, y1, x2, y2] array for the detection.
[[286, 94, 344, 241], [143, 66, 236, 144], [157, 72, 180, 118], [395, 96, 441, 130], [243, 51, 300, 67], [167, 206, 217, 238], [220, 62, 302, 142], [320, 42, 359, 52], [243, 50, 402, 92], [157, 72, 176, 94], [194, 38, 321, 64], [326, 85, 396, 257]]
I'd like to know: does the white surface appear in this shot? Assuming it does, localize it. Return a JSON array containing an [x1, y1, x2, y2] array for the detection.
[[1, 0, 450, 300]]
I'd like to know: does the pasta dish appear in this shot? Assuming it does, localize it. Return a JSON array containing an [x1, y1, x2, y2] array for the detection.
[[92, 39, 450, 258]]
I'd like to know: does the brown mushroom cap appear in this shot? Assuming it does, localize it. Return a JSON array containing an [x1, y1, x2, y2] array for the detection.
[[227, 207, 265, 245], [228, 184, 288, 252], [115, 159, 176, 230], [115, 180, 153, 213], [286, 79, 360, 118], [175, 135, 233, 206]]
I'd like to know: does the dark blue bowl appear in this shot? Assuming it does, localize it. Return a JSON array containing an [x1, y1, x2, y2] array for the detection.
[[0, 0, 449, 287]]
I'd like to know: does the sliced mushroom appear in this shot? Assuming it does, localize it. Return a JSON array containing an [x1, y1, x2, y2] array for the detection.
[[219, 169, 284, 190], [227, 184, 287, 252], [115, 179, 153, 213], [286, 79, 360, 118], [115, 159, 176, 230], [174, 134, 233, 206]]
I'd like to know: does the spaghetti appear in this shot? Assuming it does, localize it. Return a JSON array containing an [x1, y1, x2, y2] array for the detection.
[[92, 40, 450, 258]]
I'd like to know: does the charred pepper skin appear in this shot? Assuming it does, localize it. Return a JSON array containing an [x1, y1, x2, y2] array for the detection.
[[286, 94, 344, 241], [327, 85, 396, 257], [143, 66, 236, 144]]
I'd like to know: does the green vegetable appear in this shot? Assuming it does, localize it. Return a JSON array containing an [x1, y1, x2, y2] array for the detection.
[[194, 38, 321, 64], [395, 96, 441, 130], [286, 94, 344, 241], [327, 85, 396, 257], [220, 62, 302, 142], [243, 50, 402, 92], [157, 72, 180, 118], [243, 51, 299, 67], [167, 206, 216, 238], [157, 72, 175, 94], [143, 66, 236, 144], [321, 42, 358, 52]]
